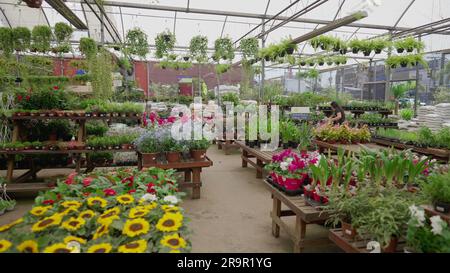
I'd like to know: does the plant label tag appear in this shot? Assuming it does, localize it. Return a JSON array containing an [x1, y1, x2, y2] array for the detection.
[[345, 229, 353, 235], [436, 206, 444, 212]]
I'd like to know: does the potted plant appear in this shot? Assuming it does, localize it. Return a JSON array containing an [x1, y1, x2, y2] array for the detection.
[[12, 27, 31, 52], [214, 37, 235, 61], [163, 138, 184, 163], [189, 35, 208, 63], [372, 38, 389, 54], [126, 28, 149, 59], [155, 30, 175, 59], [135, 132, 160, 165], [423, 172, 450, 213], [31, 25, 52, 53], [349, 39, 362, 54], [79, 37, 97, 59], [21, 0, 43, 8], [280, 37, 297, 55], [189, 138, 210, 161], [0, 27, 13, 56]]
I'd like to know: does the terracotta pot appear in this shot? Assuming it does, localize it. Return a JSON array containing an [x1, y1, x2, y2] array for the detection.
[[166, 151, 181, 163], [141, 152, 159, 165], [382, 237, 399, 253], [190, 149, 206, 161], [342, 221, 358, 240]]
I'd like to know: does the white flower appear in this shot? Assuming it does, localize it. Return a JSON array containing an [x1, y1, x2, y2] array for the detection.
[[409, 205, 426, 227], [163, 195, 179, 204], [280, 162, 289, 171], [141, 193, 157, 202], [430, 216, 445, 235], [286, 157, 294, 164]]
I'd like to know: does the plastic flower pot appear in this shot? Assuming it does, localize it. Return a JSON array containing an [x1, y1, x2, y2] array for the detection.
[[276, 175, 285, 190], [397, 48, 404, 53], [190, 149, 206, 161], [382, 237, 399, 253], [166, 151, 181, 163], [141, 152, 159, 165], [283, 177, 304, 196], [434, 201, 450, 214], [352, 48, 359, 54], [342, 221, 358, 240], [286, 48, 294, 55]]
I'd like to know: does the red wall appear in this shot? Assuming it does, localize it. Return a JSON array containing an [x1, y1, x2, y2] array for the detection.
[[53, 58, 79, 77], [134, 61, 149, 96]]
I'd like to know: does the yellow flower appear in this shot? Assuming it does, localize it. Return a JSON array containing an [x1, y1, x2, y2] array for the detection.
[[59, 207, 78, 217], [87, 243, 112, 253], [17, 240, 39, 253], [64, 236, 87, 245], [122, 218, 150, 237], [160, 233, 187, 249], [117, 239, 147, 253], [43, 243, 72, 253], [98, 207, 120, 222], [0, 239, 12, 253], [128, 206, 149, 219], [30, 206, 52, 217], [31, 214, 62, 232], [116, 194, 134, 205], [0, 218, 23, 233], [93, 223, 110, 240], [161, 205, 179, 212], [61, 217, 86, 231], [144, 202, 158, 211], [155, 213, 183, 232], [78, 210, 96, 219], [87, 197, 107, 208], [61, 200, 82, 210], [170, 249, 181, 253]]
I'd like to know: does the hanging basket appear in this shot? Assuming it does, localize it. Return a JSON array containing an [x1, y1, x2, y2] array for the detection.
[[24, 0, 43, 8]]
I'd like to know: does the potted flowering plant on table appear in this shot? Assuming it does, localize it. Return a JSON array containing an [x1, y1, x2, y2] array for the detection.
[[189, 138, 210, 161], [163, 138, 186, 163]]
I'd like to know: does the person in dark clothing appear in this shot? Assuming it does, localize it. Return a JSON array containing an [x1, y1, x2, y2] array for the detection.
[[329, 101, 346, 125]]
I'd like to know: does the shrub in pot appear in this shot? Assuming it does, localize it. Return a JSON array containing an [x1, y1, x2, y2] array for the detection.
[[135, 135, 160, 165], [163, 138, 185, 163], [423, 172, 450, 214], [189, 138, 210, 161]]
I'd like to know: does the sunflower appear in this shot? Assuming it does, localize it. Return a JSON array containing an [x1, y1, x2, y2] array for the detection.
[[116, 194, 134, 205], [61, 200, 82, 210], [0, 239, 12, 253], [29, 206, 52, 217], [92, 223, 110, 239], [78, 210, 96, 219], [64, 236, 87, 245], [31, 214, 63, 232], [61, 217, 86, 231], [122, 218, 150, 237], [87, 197, 107, 208], [160, 233, 187, 249], [43, 243, 72, 253], [155, 213, 183, 232], [117, 239, 147, 253], [128, 206, 149, 219], [0, 218, 23, 233], [87, 243, 112, 253], [170, 249, 181, 253], [17, 240, 39, 253], [59, 207, 78, 217], [98, 207, 120, 223], [144, 202, 158, 211], [161, 205, 180, 214]]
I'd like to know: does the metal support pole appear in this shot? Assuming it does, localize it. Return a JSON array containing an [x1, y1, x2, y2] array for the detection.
[[414, 35, 422, 117], [100, 11, 105, 45], [368, 59, 373, 100], [260, 18, 266, 103], [384, 32, 393, 102]]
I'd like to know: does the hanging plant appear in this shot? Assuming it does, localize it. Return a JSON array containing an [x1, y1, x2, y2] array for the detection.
[[316, 56, 325, 66], [12, 27, 31, 52], [394, 37, 425, 53], [349, 39, 362, 54], [298, 58, 307, 67], [126, 28, 149, 59], [189, 35, 208, 62], [372, 38, 389, 54], [155, 30, 175, 59], [359, 40, 373, 56], [214, 37, 235, 61], [280, 37, 297, 55], [54, 22, 73, 44], [325, 57, 334, 66], [308, 69, 319, 79], [240, 37, 259, 60], [215, 63, 231, 75], [31, 25, 52, 53], [20, 0, 43, 8], [79, 37, 98, 59], [90, 48, 113, 100], [0, 27, 13, 56]]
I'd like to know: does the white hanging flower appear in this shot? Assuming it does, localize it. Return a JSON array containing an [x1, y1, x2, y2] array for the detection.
[[163, 195, 179, 204], [430, 216, 445, 235], [140, 193, 158, 202]]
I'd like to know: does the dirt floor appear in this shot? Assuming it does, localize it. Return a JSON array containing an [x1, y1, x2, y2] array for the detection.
[[0, 146, 341, 253]]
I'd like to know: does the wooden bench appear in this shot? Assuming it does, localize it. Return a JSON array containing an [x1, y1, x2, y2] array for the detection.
[[263, 179, 329, 253], [314, 140, 389, 154], [216, 140, 240, 155], [235, 141, 281, 178], [138, 154, 213, 199]]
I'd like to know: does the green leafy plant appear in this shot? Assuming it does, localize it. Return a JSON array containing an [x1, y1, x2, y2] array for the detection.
[[422, 172, 450, 204], [12, 27, 31, 52], [214, 37, 235, 61], [126, 28, 149, 59], [90, 49, 113, 100], [0, 27, 13, 56], [189, 35, 208, 62], [31, 25, 52, 53], [400, 108, 414, 121], [215, 63, 231, 75], [395, 36, 425, 53], [189, 138, 211, 150], [155, 30, 175, 59], [221, 92, 239, 106], [54, 22, 73, 44], [79, 37, 97, 59], [240, 37, 259, 60]]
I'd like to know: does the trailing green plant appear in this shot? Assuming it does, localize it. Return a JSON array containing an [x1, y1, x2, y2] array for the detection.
[[54, 22, 73, 44], [79, 37, 97, 59], [215, 63, 231, 75], [125, 28, 149, 59], [214, 37, 235, 61], [279, 37, 297, 55], [12, 27, 31, 52], [31, 25, 52, 53], [90, 49, 113, 100], [394, 36, 425, 53], [349, 39, 362, 54], [240, 37, 259, 60], [189, 35, 208, 62], [372, 38, 389, 54], [0, 27, 13, 56], [155, 30, 175, 59]]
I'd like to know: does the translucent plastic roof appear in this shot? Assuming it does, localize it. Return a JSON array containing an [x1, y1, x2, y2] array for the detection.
[[0, 0, 449, 62]]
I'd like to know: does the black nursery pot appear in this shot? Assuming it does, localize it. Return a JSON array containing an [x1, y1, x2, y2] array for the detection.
[[434, 201, 450, 214], [397, 48, 405, 53], [286, 48, 294, 55], [283, 142, 290, 149], [248, 141, 257, 148], [352, 48, 359, 54], [375, 49, 382, 54], [288, 141, 298, 148]]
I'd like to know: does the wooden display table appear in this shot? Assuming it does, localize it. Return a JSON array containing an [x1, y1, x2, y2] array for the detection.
[[329, 229, 406, 253], [138, 154, 213, 199], [216, 140, 240, 155], [235, 141, 281, 178], [263, 179, 329, 253], [313, 140, 388, 154]]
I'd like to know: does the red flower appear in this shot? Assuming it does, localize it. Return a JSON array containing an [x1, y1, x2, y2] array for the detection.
[[57, 194, 62, 200], [128, 189, 136, 194], [122, 176, 134, 187], [103, 188, 116, 196], [25, 95, 31, 101], [53, 86, 59, 91], [65, 172, 77, 185], [146, 183, 156, 194], [43, 200, 55, 205], [17, 95, 23, 102], [83, 177, 93, 187], [167, 116, 177, 123]]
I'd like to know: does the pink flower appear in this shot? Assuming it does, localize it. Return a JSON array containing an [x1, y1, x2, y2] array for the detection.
[[167, 116, 177, 123], [43, 200, 55, 205], [128, 189, 136, 194], [103, 188, 116, 196], [181, 115, 190, 124], [65, 173, 77, 185], [83, 177, 93, 187]]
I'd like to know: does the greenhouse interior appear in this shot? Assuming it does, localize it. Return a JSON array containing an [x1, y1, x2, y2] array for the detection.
[[0, 0, 450, 257]]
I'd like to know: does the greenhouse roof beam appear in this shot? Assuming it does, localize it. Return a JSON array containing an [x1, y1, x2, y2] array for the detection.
[[393, 0, 416, 29], [45, 0, 88, 29], [91, 0, 430, 33], [82, 0, 121, 43], [0, 7, 11, 28]]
